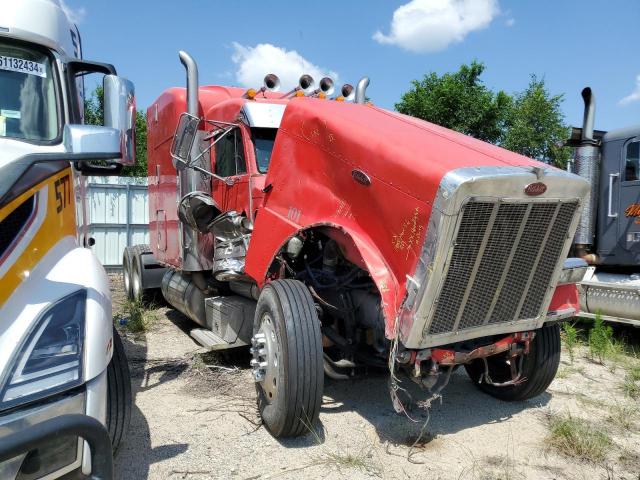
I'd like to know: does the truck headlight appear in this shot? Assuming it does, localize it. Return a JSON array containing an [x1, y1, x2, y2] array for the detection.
[[0, 290, 86, 410]]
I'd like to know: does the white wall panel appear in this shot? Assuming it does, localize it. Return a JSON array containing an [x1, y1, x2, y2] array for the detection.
[[86, 177, 149, 268]]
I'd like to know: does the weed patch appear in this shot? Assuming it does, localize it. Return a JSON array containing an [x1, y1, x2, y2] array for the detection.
[[588, 314, 614, 364], [627, 364, 640, 382], [622, 376, 640, 400], [114, 299, 156, 333], [546, 413, 612, 463], [561, 322, 580, 363], [606, 403, 638, 431]]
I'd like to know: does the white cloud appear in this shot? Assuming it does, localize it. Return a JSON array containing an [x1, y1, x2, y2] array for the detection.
[[231, 43, 338, 91], [373, 0, 500, 53], [619, 74, 640, 106], [58, 0, 86, 24]]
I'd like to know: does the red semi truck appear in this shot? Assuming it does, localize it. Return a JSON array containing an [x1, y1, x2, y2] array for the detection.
[[123, 51, 590, 437]]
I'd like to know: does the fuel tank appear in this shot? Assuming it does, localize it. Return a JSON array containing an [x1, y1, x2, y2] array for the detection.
[[160, 269, 207, 326], [578, 269, 640, 324]]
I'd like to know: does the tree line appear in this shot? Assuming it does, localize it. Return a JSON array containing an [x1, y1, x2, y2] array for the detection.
[[395, 61, 571, 168], [85, 61, 571, 176]]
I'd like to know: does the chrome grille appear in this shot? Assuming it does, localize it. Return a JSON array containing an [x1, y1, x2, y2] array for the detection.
[[427, 200, 578, 336]]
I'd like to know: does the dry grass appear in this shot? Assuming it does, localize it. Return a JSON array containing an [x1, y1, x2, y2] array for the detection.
[[546, 412, 612, 463], [627, 364, 640, 382], [184, 351, 251, 398], [556, 365, 585, 379], [606, 403, 638, 431], [622, 377, 640, 399], [320, 449, 380, 476]]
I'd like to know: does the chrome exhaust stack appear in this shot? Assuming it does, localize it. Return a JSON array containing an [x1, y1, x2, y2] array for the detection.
[[573, 87, 600, 248], [179, 51, 199, 117], [177, 51, 213, 271], [354, 76, 370, 104]]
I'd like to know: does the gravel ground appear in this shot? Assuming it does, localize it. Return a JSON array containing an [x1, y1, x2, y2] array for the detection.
[[109, 274, 640, 480]]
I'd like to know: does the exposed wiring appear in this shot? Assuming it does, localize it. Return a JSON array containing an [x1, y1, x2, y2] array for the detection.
[[388, 315, 418, 423]]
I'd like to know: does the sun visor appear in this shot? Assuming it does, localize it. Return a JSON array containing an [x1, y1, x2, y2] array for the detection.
[[240, 103, 286, 129]]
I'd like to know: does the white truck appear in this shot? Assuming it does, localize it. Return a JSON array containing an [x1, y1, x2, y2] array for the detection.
[[0, 1, 134, 478]]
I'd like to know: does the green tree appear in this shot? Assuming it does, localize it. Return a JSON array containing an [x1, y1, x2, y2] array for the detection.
[[84, 85, 147, 177], [396, 62, 572, 169], [395, 61, 512, 144], [502, 76, 571, 168]]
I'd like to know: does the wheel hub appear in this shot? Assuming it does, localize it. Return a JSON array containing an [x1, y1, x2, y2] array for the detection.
[[250, 313, 279, 402]]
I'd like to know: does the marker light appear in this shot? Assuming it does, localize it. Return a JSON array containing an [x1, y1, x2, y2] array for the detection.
[[246, 88, 257, 99], [295, 90, 305, 97]]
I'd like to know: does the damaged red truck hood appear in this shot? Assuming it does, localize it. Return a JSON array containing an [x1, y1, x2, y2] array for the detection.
[[245, 98, 579, 342]]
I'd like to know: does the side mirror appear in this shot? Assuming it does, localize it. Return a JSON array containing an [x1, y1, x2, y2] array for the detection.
[[170, 113, 199, 165], [64, 125, 121, 154], [104, 75, 136, 166], [63, 124, 123, 175]]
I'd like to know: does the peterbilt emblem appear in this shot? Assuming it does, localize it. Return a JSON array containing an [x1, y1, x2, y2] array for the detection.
[[524, 182, 547, 196], [351, 169, 371, 186]]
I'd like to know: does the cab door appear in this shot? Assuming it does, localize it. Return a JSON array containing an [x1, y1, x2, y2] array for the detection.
[[619, 137, 640, 263], [211, 127, 250, 215]]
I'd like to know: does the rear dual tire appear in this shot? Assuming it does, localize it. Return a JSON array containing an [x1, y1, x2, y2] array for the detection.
[[123, 245, 152, 303], [464, 323, 561, 401]]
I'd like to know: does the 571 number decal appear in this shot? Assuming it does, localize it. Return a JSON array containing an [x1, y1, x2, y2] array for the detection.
[[55, 174, 71, 213]]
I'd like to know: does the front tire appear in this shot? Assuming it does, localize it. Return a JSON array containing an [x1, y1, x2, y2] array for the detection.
[[252, 280, 323, 438], [106, 327, 132, 454], [464, 324, 561, 401]]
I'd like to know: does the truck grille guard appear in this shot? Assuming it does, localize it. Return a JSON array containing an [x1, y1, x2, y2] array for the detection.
[[398, 166, 589, 350]]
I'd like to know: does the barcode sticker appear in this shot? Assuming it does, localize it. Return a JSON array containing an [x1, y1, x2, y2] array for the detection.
[[0, 56, 46, 78]]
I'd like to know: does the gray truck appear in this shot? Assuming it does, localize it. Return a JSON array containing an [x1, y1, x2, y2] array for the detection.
[[568, 88, 640, 326]]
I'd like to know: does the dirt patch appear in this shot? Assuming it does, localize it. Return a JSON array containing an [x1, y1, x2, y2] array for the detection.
[[109, 276, 640, 479]]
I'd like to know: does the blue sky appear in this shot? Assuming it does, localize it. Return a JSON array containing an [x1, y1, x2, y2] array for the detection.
[[63, 0, 639, 131]]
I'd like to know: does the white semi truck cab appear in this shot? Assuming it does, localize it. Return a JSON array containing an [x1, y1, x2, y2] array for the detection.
[[0, 1, 134, 478]]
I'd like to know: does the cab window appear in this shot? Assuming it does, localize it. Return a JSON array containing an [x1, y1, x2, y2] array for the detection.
[[252, 128, 277, 173], [215, 128, 246, 177], [0, 40, 59, 142], [624, 141, 639, 182]]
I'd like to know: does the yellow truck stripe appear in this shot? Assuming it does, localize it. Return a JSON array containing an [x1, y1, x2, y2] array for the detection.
[[0, 167, 76, 306]]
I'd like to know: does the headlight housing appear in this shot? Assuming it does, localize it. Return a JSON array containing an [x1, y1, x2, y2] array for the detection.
[[0, 290, 86, 410]]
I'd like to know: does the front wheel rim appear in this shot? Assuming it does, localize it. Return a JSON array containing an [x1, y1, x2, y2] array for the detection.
[[251, 313, 279, 403]]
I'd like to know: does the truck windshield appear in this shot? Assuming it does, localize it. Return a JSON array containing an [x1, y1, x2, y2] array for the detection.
[[0, 41, 59, 142], [252, 128, 277, 173]]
